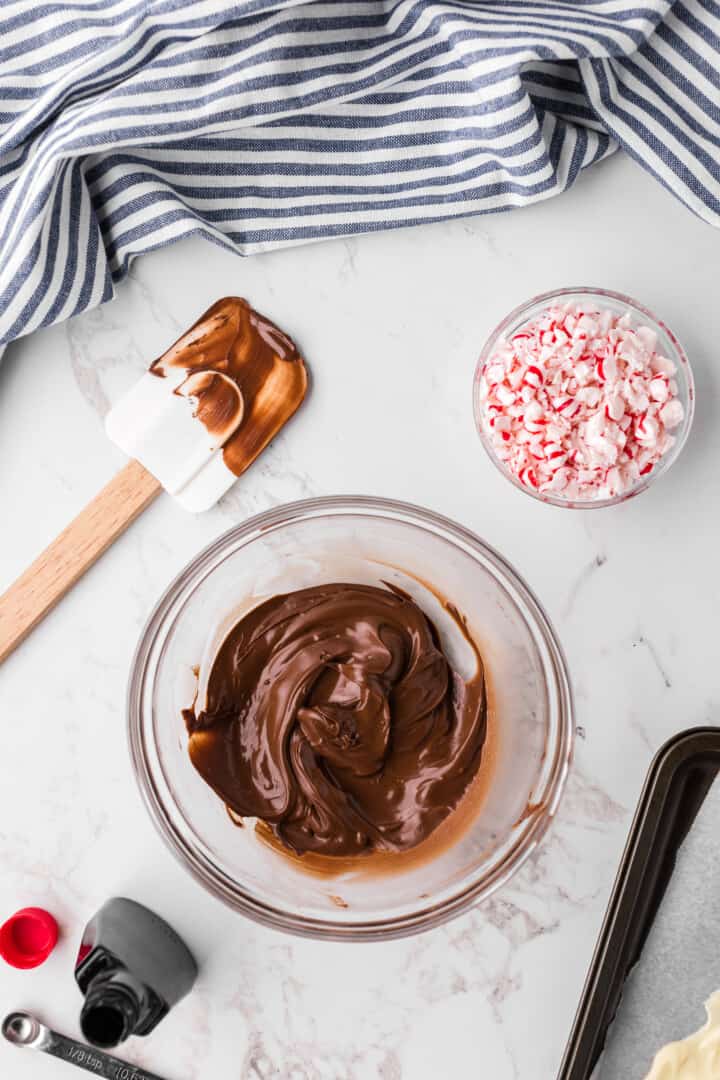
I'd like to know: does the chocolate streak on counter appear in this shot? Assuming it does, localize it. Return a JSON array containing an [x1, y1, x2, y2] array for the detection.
[[185, 583, 487, 858], [150, 297, 307, 476]]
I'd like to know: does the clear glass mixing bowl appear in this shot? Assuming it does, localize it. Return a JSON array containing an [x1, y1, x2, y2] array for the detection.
[[128, 497, 573, 940]]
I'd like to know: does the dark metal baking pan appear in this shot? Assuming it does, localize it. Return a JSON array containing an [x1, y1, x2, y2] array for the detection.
[[557, 726, 720, 1080]]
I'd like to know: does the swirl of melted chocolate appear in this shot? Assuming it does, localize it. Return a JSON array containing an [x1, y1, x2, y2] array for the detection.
[[185, 583, 487, 857], [150, 296, 307, 477]]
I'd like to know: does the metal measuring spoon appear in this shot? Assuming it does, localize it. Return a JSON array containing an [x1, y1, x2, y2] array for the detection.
[[2, 1011, 170, 1079]]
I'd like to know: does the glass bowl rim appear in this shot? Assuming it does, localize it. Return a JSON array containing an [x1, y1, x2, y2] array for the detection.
[[127, 495, 574, 940], [473, 285, 695, 510]]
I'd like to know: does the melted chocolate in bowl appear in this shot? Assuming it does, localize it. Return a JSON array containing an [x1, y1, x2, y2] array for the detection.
[[130, 499, 573, 936], [184, 583, 487, 860]]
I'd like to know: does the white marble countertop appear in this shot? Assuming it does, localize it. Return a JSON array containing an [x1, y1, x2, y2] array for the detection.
[[1, 152, 718, 1080]]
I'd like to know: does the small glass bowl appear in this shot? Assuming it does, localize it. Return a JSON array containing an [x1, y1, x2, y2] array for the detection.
[[473, 287, 695, 509], [128, 497, 574, 941]]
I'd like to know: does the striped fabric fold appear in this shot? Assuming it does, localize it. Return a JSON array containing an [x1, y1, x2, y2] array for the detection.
[[0, 0, 718, 345]]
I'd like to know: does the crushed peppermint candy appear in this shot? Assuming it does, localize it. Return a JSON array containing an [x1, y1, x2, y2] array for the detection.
[[477, 303, 686, 501]]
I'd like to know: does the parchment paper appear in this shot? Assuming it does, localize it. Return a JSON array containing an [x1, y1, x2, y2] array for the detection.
[[593, 777, 720, 1079]]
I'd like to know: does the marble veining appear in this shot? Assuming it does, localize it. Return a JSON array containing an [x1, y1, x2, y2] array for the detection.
[[1, 154, 719, 1079]]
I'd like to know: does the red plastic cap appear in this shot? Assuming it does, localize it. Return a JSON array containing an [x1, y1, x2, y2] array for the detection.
[[0, 908, 59, 969]]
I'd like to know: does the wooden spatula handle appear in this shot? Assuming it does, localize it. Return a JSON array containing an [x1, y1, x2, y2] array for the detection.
[[0, 459, 162, 664]]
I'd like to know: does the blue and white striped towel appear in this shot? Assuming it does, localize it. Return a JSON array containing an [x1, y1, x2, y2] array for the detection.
[[0, 0, 718, 345]]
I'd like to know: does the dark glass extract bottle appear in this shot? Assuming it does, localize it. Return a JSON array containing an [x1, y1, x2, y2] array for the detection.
[[74, 897, 198, 1049]]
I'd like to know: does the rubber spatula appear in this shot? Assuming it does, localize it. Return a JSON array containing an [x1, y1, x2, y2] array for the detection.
[[0, 297, 308, 663]]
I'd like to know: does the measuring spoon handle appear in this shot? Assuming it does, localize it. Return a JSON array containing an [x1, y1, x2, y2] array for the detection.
[[44, 1028, 169, 1080]]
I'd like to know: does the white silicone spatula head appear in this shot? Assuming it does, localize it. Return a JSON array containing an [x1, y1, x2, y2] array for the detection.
[[105, 297, 308, 511]]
